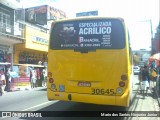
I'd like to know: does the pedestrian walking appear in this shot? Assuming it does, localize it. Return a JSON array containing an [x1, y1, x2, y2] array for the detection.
[[29, 67, 33, 82], [31, 69, 37, 88], [0, 69, 6, 96], [5, 68, 11, 92], [42, 68, 47, 87], [139, 65, 150, 98]]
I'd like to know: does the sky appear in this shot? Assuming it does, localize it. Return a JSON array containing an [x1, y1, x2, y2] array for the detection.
[[21, 0, 160, 50]]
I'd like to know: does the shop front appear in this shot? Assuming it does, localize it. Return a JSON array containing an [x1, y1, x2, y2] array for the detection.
[[14, 25, 49, 65], [10, 64, 45, 91], [12, 25, 49, 91], [0, 44, 12, 63], [14, 45, 47, 65]]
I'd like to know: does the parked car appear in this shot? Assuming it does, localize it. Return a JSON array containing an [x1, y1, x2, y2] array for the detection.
[[133, 66, 140, 75]]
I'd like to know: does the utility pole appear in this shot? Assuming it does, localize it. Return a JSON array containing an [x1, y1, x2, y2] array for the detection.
[[149, 19, 154, 55]]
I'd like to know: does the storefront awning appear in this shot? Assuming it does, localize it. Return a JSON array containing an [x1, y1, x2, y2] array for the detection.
[[149, 53, 160, 61], [0, 62, 11, 65], [14, 64, 45, 68]]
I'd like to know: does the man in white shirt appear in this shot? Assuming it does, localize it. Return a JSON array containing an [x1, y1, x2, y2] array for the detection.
[[31, 69, 37, 88]]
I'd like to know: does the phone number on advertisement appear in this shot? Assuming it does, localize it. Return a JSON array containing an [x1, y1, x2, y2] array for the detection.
[[82, 44, 100, 47]]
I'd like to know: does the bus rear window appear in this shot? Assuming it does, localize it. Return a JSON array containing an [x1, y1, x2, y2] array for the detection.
[[50, 19, 125, 50]]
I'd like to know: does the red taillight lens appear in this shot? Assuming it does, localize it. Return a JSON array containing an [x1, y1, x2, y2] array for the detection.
[[121, 75, 127, 80], [49, 78, 54, 83], [119, 81, 125, 87], [48, 72, 52, 77]]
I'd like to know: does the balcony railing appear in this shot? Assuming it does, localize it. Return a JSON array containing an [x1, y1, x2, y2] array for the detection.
[[0, 21, 25, 40]]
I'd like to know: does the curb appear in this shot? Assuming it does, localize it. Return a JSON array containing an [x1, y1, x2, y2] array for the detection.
[[30, 86, 46, 90]]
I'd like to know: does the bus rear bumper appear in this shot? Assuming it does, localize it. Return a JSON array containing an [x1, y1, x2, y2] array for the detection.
[[47, 89, 130, 107]]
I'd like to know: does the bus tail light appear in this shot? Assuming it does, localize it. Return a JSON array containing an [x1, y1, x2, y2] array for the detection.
[[121, 75, 127, 80], [119, 81, 125, 87], [49, 78, 54, 83], [48, 72, 52, 77]]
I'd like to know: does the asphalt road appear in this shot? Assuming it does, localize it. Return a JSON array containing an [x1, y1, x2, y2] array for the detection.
[[0, 87, 54, 111], [0, 87, 129, 120], [0, 75, 159, 120]]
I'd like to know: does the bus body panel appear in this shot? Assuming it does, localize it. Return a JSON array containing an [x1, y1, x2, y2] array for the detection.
[[47, 49, 131, 107], [47, 88, 130, 107], [47, 17, 132, 107], [48, 50, 128, 93]]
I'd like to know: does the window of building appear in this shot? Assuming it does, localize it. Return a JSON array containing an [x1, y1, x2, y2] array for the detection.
[[0, 12, 11, 32]]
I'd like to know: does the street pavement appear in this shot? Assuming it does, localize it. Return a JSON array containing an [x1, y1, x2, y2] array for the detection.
[[0, 75, 159, 120]]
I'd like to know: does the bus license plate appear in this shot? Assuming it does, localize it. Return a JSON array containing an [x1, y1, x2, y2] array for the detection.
[[78, 81, 91, 87]]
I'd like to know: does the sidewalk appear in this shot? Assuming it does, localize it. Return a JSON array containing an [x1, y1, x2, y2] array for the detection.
[[155, 89, 160, 106], [150, 74, 160, 107], [30, 86, 47, 91], [131, 75, 160, 120], [132, 89, 160, 120], [153, 81, 160, 107], [136, 85, 160, 111], [132, 74, 160, 107], [131, 74, 140, 103], [3, 86, 46, 94]]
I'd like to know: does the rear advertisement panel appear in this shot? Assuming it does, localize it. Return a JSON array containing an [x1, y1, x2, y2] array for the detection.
[[50, 19, 125, 50]]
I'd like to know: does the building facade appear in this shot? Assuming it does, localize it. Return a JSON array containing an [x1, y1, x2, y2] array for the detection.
[[0, 1, 66, 90], [0, 0, 24, 66], [0, 1, 67, 67], [13, 5, 67, 66], [14, 24, 49, 65], [133, 49, 151, 66], [152, 22, 160, 54]]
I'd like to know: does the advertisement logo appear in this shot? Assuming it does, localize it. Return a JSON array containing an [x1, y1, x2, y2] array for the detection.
[[78, 37, 99, 43]]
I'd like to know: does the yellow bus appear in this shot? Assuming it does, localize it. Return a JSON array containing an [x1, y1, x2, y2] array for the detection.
[[47, 17, 132, 107]]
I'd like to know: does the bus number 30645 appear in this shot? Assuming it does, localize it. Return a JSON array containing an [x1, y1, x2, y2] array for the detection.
[[91, 89, 115, 95]]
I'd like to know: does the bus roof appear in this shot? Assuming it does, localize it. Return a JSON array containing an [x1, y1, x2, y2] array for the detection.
[[52, 17, 125, 23]]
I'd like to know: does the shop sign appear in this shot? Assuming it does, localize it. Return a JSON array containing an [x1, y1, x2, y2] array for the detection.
[[76, 11, 98, 17], [48, 6, 66, 20], [32, 36, 48, 45], [25, 5, 47, 25]]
